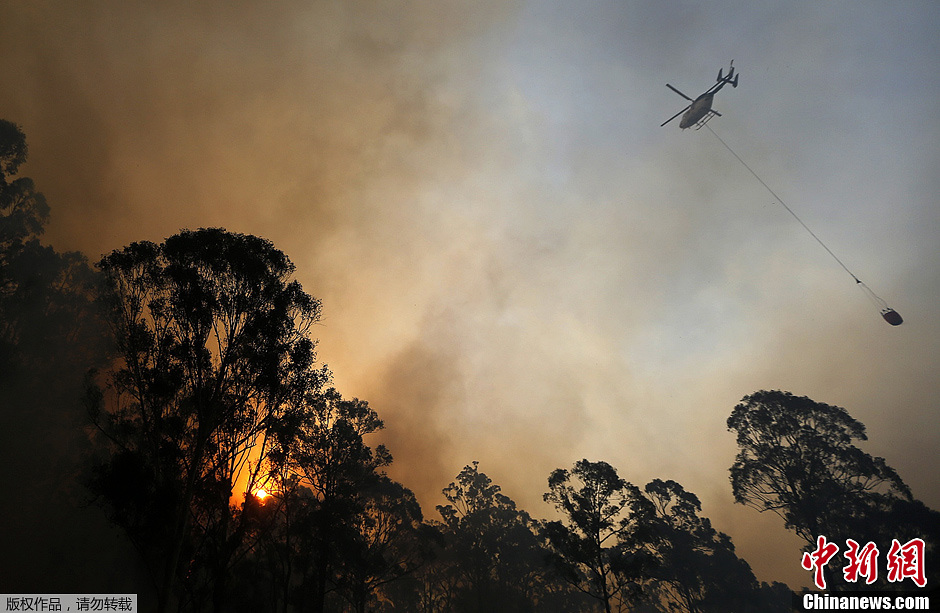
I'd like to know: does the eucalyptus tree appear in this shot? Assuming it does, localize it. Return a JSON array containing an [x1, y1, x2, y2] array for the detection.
[[626, 479, 787, 612], [726, 390, 935, 590], [1, 118, 102, 372], [435, 462, 557, 611], [277, 387, 392, 613], [90, 228, 323, 612], [1, 119, 112, 593], [542, 460, 635, 613], [333, 477, 429, 613], [727, 390, 911, 547]]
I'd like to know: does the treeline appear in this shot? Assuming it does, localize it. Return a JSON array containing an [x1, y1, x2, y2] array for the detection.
[[2, 120, 936, 612]]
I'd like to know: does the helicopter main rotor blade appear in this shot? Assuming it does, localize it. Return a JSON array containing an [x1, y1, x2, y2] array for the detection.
[[660, 105, 689, 127], [666, 83, 693, 101]]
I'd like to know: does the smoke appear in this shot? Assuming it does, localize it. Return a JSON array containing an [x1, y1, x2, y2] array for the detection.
[[3, 0, 939, 591], [1, 0, 535, 533]]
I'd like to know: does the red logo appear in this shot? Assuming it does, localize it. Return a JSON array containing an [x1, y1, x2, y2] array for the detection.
[[886, 538, 927, 588], [802, 535, 840, 590], [802, 536, 928, 590], [843, 539, 880, 585]]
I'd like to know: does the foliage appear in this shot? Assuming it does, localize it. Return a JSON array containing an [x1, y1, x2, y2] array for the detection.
[[0, 119, 103, 374], [728, 391, 910, 542], [727, 390, 940, 590], [332, 477, 430, 613], [433, 462, 571, 612], [89, 228, 323, 612], [1, 120, 121, 593], [542, 461, 793, 613], [275, 387, 405, 613], [626, 479, 787, 612], [542, 460, 635, 613]]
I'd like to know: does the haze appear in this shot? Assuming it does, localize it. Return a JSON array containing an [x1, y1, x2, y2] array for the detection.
[[2, 0, 938, 590]]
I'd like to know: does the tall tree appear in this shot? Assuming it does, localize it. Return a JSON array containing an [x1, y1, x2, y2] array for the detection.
[[279, 387, 393, 613], [0, 118, 102, 372], [626, 479, 789, 612], [333, 477, 430, 613], [90, 228, 322, 613], [728, 391, 910, 540], [435, 462, 561, 612], [726, 390, 930, 589], [1, 119, 117, 592], [542, 460, 634, 613], [0, 119, 42, 288], [1, 118, 47, 362]]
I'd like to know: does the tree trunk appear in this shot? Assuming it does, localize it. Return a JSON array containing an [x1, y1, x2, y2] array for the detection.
[[158, 430, 209, 613]]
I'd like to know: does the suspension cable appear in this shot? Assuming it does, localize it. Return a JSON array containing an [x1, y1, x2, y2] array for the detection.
[[703, 124, 903, 325], [704, 124, 860, 283]]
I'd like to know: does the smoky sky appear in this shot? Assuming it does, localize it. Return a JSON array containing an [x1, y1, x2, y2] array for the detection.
[[3, 0, 939, 589]]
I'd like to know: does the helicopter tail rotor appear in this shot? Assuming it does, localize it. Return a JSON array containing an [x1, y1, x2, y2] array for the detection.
[[718, 61, 736, 85]]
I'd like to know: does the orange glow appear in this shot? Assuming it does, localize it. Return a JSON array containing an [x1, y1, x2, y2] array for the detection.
[[254, 488, 269, 500]]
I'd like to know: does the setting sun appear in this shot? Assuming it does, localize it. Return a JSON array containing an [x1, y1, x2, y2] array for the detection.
[[254, 488, 269, 500]]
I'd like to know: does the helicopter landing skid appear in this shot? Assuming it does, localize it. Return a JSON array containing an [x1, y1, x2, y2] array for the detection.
[[693, 113, 717, 130]]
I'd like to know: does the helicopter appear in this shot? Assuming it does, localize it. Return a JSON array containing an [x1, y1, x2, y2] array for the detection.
[[661, 61, 739, 129]]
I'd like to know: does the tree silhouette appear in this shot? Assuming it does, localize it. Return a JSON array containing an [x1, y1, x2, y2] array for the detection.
[[1, 119, 48, 350], [0, 118, 103, 373], [275, 387, 399, 613], [543, 460, 635, 613], [1, 119, 118, 592], [332, 477, 430, 613], [0, 120, 42, 270], [434, 462, 571, 612], [728, 390, 937, 590], [626, 479, 790, 612], [89, 228, 323, 613]]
